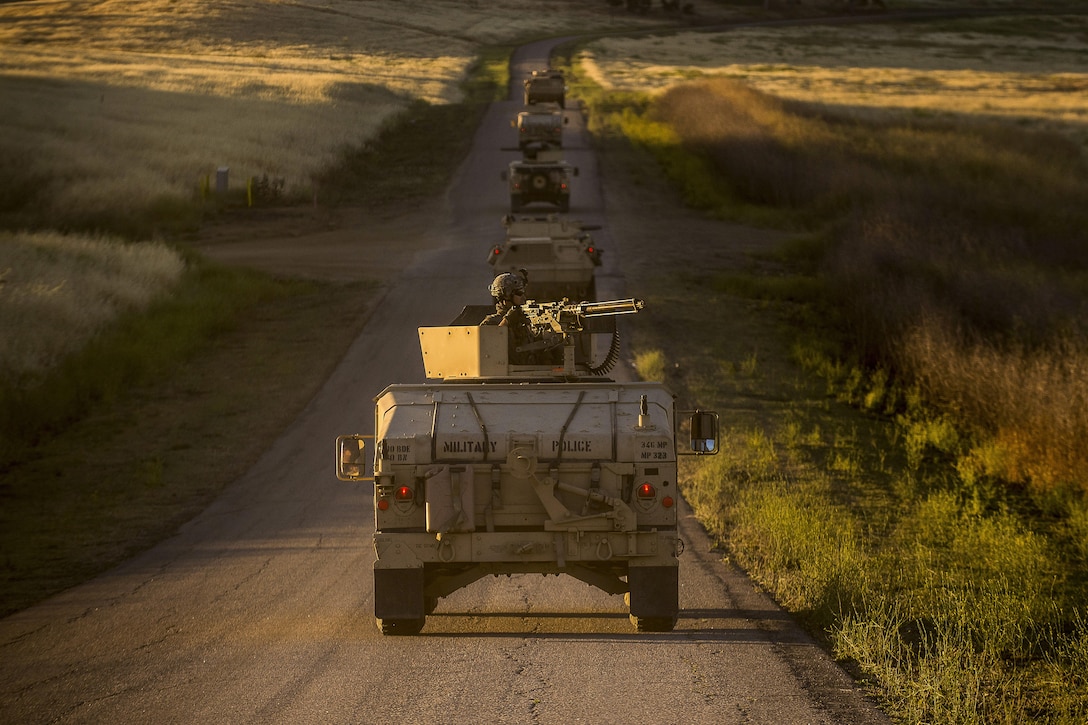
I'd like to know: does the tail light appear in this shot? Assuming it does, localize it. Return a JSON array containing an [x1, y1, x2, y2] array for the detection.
[[662, 496, 675, 508], [636, 483, 656, 500], [395, 486, 414, 501]]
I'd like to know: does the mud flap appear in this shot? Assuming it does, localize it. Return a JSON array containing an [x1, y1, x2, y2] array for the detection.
[[374, 567, 425, 620], [628, 566, 678, 620]]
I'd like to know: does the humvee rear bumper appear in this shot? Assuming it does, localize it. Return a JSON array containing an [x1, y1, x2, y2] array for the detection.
[[374, 528, 678, 569]]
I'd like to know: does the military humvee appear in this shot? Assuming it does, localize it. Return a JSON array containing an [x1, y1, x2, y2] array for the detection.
[[512, 107, 567, 151], [523, 69, 566, 108], [501, 149, 578, 213], [336, 299, 719, 635], [488, 213, 602, 300]]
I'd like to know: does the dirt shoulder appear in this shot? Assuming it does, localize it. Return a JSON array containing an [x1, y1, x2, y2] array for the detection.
[[189, 197, 451, 283]]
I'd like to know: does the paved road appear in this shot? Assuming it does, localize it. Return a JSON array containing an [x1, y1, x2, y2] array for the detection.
[[0, 40, 889, 724]]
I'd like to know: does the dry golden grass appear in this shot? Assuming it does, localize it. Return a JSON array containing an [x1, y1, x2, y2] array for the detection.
[[0, 0, 648, 214], [581, 15, 1088, 146], [0, 231, 185, 382]]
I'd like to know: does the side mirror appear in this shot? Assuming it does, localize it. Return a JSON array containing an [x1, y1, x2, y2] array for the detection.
[[336, 434, 371, 480], [679, 411, 719, 455]]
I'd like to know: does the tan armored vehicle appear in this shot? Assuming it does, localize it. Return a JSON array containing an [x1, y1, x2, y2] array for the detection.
[[523, 69, 566, 108], [488, 213, 602, 300], [336, 299, 720, 635], [501, 148, 578, 213], [512, 107, 567, 151]]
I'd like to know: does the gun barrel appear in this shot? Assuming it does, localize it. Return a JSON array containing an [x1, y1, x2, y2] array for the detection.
[[581, 298, 645, 317]]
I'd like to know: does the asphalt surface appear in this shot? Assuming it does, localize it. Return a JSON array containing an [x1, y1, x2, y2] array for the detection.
[[0, 39, 891, 724]]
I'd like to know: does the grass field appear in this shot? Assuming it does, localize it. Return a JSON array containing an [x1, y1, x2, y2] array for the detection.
[[582, 14, 1088, 148], [0, 0, 665, 235], [572, 9, 1088, 722]]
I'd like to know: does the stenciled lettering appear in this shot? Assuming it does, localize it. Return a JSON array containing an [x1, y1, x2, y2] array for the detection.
[[441, 440, 499, 454], [551, 439, 592, 453]]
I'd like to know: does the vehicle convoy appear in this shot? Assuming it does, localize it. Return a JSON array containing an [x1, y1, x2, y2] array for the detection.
[[336, 298, 720, 635], [512, 107, 566, 151], [488, 213, 602, 300], [501, 149, 578, 213], [523, 68, 566, 108]]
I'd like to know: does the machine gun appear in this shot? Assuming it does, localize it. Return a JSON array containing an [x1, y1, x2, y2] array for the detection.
[[515, 298, 644, 375], [521, 298, 643, 334]]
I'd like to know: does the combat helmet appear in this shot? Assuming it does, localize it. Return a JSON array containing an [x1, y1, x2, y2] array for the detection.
[[489, 271, 527, 302]]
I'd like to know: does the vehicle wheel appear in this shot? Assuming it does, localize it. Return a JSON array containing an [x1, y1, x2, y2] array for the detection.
[[627, 565, 678, 632], [374, 567, 425, 632], [377, 617, 425, 636], [531, 173, 548, 191], [630, 615, 677, 633]]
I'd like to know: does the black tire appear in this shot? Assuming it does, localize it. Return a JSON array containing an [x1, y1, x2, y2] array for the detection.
[[627, 565, 678, 632], [378, 617, 425, 636], [630, 615, 677, 633]]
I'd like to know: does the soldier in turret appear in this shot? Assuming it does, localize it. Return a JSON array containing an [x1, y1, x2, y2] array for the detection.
[[481, 271, 538, 364]]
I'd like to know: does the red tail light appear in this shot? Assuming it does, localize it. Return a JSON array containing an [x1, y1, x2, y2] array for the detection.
[[662, 496, 674, 508], [395, 486, 414, 501], [491, 247, 502, 256], [377, 499, 390, 511], [636, 483, 656, 500]]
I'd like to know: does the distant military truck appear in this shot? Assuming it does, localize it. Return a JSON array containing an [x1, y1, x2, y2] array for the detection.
[[524, 69, 566, 108], [336, 298, 720, 635], [488, 213, 603, 300], [501, 149, 578, 213], [512, 107, 567, 151]]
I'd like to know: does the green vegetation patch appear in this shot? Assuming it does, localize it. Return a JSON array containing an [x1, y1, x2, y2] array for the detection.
[[570, 45, 1088, 722], [627, 75, 1088, 496]]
